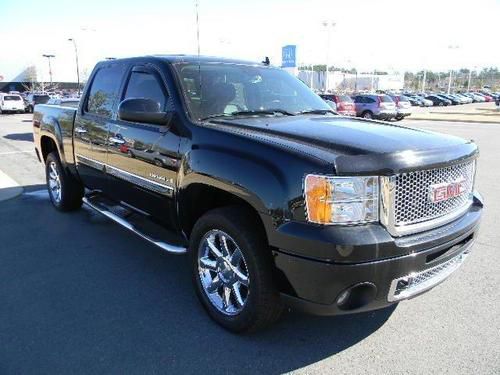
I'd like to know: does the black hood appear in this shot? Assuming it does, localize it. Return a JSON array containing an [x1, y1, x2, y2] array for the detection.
[[209, 115, 478, 175]]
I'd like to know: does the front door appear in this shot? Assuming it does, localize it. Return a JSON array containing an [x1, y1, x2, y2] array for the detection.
[[105, 64, 182, 229], [74, 63, 127, 192]]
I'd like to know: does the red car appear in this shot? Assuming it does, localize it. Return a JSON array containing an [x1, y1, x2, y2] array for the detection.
[[320, 94, 356, 116], [475, 92, 493, 102]]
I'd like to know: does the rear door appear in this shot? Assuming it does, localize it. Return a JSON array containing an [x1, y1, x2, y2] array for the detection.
[[73, 62, 127, 192], [105, 64, 182, 228]]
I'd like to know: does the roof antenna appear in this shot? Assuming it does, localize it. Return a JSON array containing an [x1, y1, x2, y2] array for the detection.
[[262, 56, 270, 65]]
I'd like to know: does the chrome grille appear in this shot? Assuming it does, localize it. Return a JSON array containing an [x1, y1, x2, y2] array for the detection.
[[394, 160, 475, 227]]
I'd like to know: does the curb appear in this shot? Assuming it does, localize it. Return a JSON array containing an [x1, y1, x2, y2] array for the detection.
[[0, 169, 23, 202], [406, 117, 500, 124]]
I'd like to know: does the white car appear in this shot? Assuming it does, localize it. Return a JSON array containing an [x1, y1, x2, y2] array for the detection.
[[0, 94, 26, 114]]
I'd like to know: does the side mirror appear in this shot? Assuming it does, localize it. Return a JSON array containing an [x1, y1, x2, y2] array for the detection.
[[118, 98, 170, 125]]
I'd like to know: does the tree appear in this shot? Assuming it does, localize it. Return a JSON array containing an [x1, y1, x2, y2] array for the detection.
[[21, 65, 60, 93]]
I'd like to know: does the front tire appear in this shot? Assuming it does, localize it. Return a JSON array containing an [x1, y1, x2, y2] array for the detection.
[[45, 152, 84, 211], [189, 206, 283, 333]]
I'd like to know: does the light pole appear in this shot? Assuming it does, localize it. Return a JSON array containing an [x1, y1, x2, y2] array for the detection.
[[42, 54, 55, 85], [447, 45, 459, 94], [68, 38, 81, 95], [421, 70, 427, 93], [467, 66, 477, 92], [322, 20, 336, 93]]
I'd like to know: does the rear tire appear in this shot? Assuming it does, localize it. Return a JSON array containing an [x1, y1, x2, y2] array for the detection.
[[45, 152, 84, 211], [362, 111, 373, 119], [189, 206, 283, 333]]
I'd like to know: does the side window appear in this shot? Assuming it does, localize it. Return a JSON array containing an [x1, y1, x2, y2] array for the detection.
[[86, 64, 125, 118], [354, 96, 364, 103], [366, 97, 376, 103], [124, 70, 166, 110]]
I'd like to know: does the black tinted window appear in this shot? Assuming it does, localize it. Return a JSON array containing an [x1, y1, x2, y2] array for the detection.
[[365, 97, 376, 103], [4, 95, 21, 101], [124, 71, 166, 109], [34, 95, 50, 104], [86, 64, 125, 117]]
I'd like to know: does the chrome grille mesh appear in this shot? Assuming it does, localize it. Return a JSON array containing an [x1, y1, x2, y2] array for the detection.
[[388, 245, 471, 302], [394, 160, 475, 226]]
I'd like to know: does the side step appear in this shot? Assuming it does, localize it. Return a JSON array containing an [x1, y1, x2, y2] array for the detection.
[[82, 194, 187, 255]]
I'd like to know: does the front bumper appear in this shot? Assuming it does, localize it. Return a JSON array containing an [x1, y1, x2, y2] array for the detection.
[[272, 193, 483, 316]]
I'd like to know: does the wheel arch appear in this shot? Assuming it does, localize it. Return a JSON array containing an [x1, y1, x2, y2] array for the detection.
[[178, 182, 269, 243]]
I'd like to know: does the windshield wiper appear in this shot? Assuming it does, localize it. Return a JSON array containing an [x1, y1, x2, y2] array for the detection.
[[229, 109, 296, 117], [296, 109, 337, 115], [199, 113, 233, 121], [200, 109, 295, 122]]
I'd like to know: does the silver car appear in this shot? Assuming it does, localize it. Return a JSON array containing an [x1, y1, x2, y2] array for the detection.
[[352, 94, 397, 120]]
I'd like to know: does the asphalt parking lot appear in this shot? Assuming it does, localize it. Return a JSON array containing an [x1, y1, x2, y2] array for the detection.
[[0, 113, 499, 374]]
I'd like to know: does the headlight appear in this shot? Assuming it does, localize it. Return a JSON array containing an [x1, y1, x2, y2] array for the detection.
[[304, 175, 379, 224]]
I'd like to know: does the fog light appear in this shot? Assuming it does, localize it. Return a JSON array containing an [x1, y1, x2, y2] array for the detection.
[[336, 282, 377, 311]]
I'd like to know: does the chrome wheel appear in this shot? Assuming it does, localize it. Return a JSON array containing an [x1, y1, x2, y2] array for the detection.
[[48, 161, 62, 203], [198, 229, 250, 316]]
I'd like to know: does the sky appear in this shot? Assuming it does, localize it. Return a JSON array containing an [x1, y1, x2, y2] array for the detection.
[[0, 0, 499, 82]]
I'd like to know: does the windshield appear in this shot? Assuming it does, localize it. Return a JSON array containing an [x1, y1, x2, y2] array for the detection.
[[173, 62, 331, 121], [4, 95, 21, 101], [379, 95, 394, 103], [338, 95, 353, 103]]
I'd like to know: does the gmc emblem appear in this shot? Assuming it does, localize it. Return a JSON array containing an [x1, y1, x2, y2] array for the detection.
[[429, 179, 466, 203]]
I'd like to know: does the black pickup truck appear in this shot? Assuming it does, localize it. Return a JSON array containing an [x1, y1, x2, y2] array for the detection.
[[33, 55, 483, 332]]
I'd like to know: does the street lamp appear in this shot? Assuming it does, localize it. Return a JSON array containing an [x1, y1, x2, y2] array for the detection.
[[42, 54, 55, 85], [447, 45, 459, 94], [68, 38, 81, 95], [322, 20, 336, 92]]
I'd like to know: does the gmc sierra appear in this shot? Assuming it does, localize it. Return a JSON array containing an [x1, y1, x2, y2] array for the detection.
[[33, 55, 483, 333]]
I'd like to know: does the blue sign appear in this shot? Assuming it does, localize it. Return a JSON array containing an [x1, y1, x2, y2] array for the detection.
[[282, 45, 297, 68]]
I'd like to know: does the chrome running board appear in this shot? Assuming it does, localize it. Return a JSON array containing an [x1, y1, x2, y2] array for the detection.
[[82, 196, 187, 255]]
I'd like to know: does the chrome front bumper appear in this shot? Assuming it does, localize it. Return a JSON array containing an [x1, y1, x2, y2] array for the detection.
[[387, 240, 473, 302]]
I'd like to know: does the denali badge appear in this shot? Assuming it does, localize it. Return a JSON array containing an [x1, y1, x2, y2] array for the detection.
[[429, 178, 465, 203]]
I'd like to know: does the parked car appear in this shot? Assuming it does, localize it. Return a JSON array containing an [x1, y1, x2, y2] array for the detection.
[[0, 93, 26, 114], [322, 99, 337, 111], [462, 92, 485, 102], [454, 93, 473, 104], [32, 55, 483, 333], [46, 98, 80, 108], [352, 94, 397, 120], [405, 95, 423, 107], [474, 92, 493, 102], [320, 94, 356, 116], [26, 93, 50, 113], [425, 95, 451, 106], [389, 95, 412, 120], [439, 94, 460, 105], [413, 95, 433, 107]]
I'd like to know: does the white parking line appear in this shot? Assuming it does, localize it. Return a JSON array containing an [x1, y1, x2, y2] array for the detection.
[[0, 169, 19, 188], [0, 169, 23, 201], [0, 150, 33, 156]]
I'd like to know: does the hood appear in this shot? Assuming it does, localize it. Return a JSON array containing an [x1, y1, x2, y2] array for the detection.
[[209, 115, 478, 175]]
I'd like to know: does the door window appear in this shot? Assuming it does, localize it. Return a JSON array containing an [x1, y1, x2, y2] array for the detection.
[[124, 70, 166, 110], [86, 64, 125, 118]]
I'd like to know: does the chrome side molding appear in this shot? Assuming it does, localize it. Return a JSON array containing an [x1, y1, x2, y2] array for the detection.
[[82, 197, 187, 255]]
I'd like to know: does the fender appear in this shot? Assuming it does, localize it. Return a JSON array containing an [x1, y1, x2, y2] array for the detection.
[[39, 115, 65, 164], [177, 145, 288, 217]]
